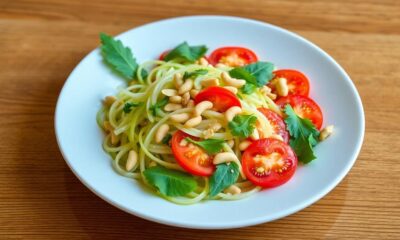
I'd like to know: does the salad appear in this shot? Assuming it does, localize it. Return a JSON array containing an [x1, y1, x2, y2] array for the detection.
[[97, 33, 334, 204]]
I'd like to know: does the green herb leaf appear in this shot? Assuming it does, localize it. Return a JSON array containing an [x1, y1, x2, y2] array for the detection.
[[284, 105, 320, 163], [284, 105, 319, 143], [140, 69, 148, 80], [240, 83, 257, 94], [228, 115, 257, 138], [289, 135, 317, 164], [164, 42, 208, 62], [185, 138, 225, 154], [149, 97, 169, 117], [161, 133, 172, 145], [183, 69, 208, 80], [229, 62, 275, 94], [123, 102, 141, 113], [209, 163, 240, 197], [143, 166, 197, 197], [99, 33, 138, 79]]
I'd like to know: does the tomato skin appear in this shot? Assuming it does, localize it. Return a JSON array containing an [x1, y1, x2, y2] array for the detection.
[[257, 108, 289, 143], [242, 138, 297, 188], [276, 95, 323, 130], [269, 70, 310, 96], [209, 47, 258, 67], [171, 131, 215, 176], [158, 50, 169, 60], [194, 86, 241, 112]]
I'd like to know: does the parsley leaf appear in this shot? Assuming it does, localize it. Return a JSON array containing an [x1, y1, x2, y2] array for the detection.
[[228, 115, 257, 138], [284, 105, 320, 163], [140, 68, 148, 80], [229, 62, 275, 94], [240, 83, 257, 94], [185, 138, 225, 154], [183, 69, 208, 80], [123, 102, 141, 113], [161, 133, 172, 145], [99, 33, 138, 79], [209, 163, 240, 197], [289, 135, 317, 163], [164, 42, 208, 62], [143, 166, 197, 197], [149, 97, 169, 117]]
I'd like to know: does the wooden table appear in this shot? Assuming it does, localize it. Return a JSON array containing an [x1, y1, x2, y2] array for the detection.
[[1, 0, 399, 239]]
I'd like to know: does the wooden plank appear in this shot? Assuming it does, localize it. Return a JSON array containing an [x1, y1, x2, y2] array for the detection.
[[0, 0, 399, 239]]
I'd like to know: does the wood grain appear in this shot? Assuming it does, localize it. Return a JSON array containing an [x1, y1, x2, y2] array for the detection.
[[1, 0, 399, 239]]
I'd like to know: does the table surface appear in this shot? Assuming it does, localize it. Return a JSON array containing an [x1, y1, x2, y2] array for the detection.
[[1, 0, 399, 239]]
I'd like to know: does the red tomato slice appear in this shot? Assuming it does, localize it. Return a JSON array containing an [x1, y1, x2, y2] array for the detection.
[[194, 86, 241, 112], [158, 50, 169, 60], [242, 138, 297, 188], [209, 47, 258, 67], [276, 95, 323, 129], [258, 108, 289, 143], [171, 131, 215, 176], [269, 70, 310, 96]]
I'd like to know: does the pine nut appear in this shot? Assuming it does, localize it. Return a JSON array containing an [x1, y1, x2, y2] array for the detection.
[[164, 103, 182, 112], [201, 78, 219, 87], [126, 150, 138, 171], [210, 122, 222, 132], [184, 116, 202, 128], [187, 100, 195, 108], [225, 106, 242, 121], [155, 124, 169, 143], [194, 101, 213, 116], [169, 113, 191, 123], [276, 77, 289, 97], [215, 63, 228, 68], [260, 85, 272, 94], [239, 140, 252, 151], [181, 92, 190, 105], [221, 72, 246, 88], [173, 73, 183, 89], [190, 89, 199, 98], [213, 152, 239, 165], [162, 89, 178, 97], [178, 79, 194, 94], [103, 96, 116, 107], [223, 86, 238, 94], [223, 185, 241, 195], [202, 128, 214, 139], [227, 139, 234, 148], [319, 125, 334, 141], [169, 95, 182, 103], [199, 57, 209, 66], [266, 92, 277, 100]]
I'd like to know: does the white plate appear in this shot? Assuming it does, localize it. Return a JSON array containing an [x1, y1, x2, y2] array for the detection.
[[55, 16, 364, 229]]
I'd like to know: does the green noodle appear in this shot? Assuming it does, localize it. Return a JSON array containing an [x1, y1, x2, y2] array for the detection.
[[98, 60, 281, 204]]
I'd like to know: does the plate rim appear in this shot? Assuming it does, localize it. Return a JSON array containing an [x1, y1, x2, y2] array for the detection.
[[54, 15, 365, 229]]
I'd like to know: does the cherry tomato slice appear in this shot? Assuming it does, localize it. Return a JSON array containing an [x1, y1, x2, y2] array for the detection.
[[158, 50, 169, 60], [258, 108, 289, 143], [209, 47, 258, 67], [194, 86, 241, 112], [269, 70, 310, 96], [242, 138, 297, 188], [276, 95, 323, 129], [171, 131, 215, 176]]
